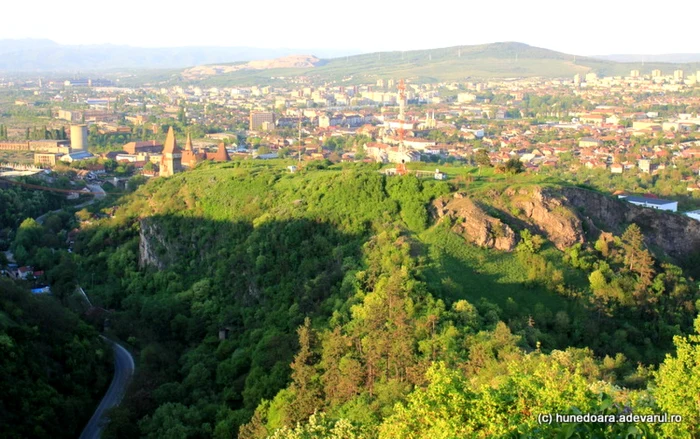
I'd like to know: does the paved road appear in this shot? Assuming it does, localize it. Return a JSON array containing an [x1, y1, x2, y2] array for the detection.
[[77, 286, 93, 307], [35, 183, 106, 224], [86, 183, 106, 199], [35, 208, 62, 225], [79, 337, 134, 439]]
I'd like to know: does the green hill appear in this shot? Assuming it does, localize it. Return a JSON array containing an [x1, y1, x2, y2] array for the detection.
[[0, 278, 112, 438], [193, 42, 700, 86], [72, 161, 699, 438]]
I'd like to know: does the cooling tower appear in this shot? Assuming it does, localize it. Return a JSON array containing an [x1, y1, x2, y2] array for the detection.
[[70, 124, 88, 151]]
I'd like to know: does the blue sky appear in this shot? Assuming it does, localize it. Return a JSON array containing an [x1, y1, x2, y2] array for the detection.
[[3, 0, 699, 55]]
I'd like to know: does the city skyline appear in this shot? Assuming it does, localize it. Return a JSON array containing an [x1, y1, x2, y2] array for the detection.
[[3, 0, 699, 57]]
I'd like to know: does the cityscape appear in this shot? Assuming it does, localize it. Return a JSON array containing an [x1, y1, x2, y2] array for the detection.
[[2, 59, 700, 214], [1, 34, 700, 439]]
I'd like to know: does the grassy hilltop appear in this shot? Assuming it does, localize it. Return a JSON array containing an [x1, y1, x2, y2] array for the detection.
[[193, 42, 700, 86]]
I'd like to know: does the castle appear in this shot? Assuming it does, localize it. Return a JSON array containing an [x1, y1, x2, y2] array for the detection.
[[160, 127, 230, 177]]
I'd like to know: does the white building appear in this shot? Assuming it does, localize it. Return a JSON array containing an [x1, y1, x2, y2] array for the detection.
[[685, 210, 700, 221], [457, 93, 477, 103], [60, 151, 94, 163], [619, 195, 678, 212]]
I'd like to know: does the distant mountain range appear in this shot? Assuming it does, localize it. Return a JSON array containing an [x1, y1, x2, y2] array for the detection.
[[0, 40, 698, 85], [0, 39, 360, 71], [181, 42, 700, 86]]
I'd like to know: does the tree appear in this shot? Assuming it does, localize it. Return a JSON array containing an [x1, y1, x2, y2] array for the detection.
[[267, 413, 364, 439], [98, 159, 116, 173], [654, 316, 700, 438], [288, 318, 321, 424], [474, 150, 491, 168], [620, 224, 655, 303], [47, 254, 78, 304], [503, 158, 525, 175], [177, 107, 187, 125], [11, 218, 44, 261], [127, 176, 148, 192], [139, 403, 206, 438]]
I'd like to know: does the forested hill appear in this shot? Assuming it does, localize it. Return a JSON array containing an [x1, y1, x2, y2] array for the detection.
[[74, 161, 700, 438], [0, 278, 112, 438]]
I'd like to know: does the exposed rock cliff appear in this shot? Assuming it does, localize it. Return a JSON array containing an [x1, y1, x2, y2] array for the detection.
[[558, 187, 700, 260], [433, 194, 517, 251], [138, 218, 167, 270], [433, 186, 700, 261], [506, 187, 585, 251]]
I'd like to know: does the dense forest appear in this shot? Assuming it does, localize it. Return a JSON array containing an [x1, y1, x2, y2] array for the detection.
[[0, 181, 114, 438], [56, 161, 698, 438], [0, 184, 65, 249], [0, 278, 112, 438]]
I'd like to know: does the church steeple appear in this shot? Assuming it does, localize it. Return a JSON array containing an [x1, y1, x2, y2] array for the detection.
[[184, 133, 193, 152]]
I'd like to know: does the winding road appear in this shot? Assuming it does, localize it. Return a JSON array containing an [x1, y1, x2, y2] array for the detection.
[[79, 336, 135, 439], [35, 183, 106, 224], [8, 176, 127, 437]]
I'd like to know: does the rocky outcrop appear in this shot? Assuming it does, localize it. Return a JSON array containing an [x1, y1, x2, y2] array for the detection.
[[559, 187, 700, 260], [138, 218, 167, 270], [448, 185, 700, 261], [434, 194, 517, 251], [182, 55, 324, 79], [506, 187, 585, 251]]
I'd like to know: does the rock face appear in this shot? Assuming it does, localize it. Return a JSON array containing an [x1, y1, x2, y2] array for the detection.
[[182, 55, 323, 79], [432, 186, 700, 261], [506, 187, 585, 251], [138, 218, 167, 270], [559, 187, 700, 260], [433, 194, 517, 251]]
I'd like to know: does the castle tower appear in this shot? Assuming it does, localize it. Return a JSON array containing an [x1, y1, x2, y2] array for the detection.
[[212, 142, 231, 162], [181, 132, 199, 168], [160, 126, 182, 177]]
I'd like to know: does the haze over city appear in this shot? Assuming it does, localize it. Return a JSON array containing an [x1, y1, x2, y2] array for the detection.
[[3, 0, 700, 56]]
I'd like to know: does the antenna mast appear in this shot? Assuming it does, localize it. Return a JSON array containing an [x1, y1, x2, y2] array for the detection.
[[398, 78, 406, 154], [298, 111, 302, 164], [396, 79, 408, 175]]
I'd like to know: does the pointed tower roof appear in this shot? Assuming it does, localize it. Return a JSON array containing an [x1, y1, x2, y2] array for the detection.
[[162, 126, 181, 154], [184, 133, 193, 151], [213, 142, 231, 162]]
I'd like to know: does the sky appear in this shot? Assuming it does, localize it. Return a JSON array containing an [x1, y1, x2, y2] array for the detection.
[[2, 0, 699, 55]]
